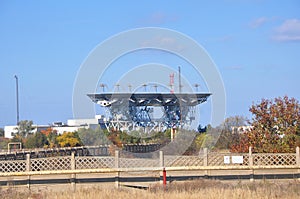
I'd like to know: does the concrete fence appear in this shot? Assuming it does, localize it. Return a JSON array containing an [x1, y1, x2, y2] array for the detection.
[[0, 147, 299, 189]]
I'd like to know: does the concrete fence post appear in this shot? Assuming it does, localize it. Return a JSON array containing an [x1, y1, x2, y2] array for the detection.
[[71, 152, 76, 170], [115, 150, 120, 188], [26, 153, 31, 172], [296, 147, 300, 181], [248, 147, 253, 166], [71, 152, 76, 191], [296, 147, 300, 166], [203, 148, 208, 178], [26, 154, 31, 190], [203, 148, 208, 166], [159, 151, 164, 167], [249, 146, 254, 182], [159, 151, 164, 184]]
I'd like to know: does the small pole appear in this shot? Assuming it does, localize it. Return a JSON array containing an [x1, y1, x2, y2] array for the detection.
[[163, 168, 167, 187], [171, 128, 176, 142], [142, 84, 147, 92], [178, 66, 182, 93], [128, 84, 132, 92], [153, 84, 158, 93], [115, 84, 120, 92], [99, 83, 106, 92], [159, 151, 164, 184], [194, 84, 200, 92]]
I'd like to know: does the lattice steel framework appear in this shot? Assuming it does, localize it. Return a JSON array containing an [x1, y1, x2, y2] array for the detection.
[[88, 92, 211, 132]]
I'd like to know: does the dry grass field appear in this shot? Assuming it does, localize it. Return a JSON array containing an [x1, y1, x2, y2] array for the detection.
[[1, 179, 299, 199]]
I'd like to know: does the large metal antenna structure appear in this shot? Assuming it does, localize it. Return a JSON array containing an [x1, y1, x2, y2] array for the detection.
[[88, 68, 211, 133], [88, 92, 211, 132]]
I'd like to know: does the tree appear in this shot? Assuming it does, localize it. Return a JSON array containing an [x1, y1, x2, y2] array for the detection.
[[0, 137, 9, 149], [77, 127, 109, 146], [40, 128, 58, 148], [230, 131, 251, 153], [0, 128, 4, 137], [56, 132, 82, 147], [24, 132, 48, 149], [215, 116, 247, 150], [232, 96, 300, 153], [16, 120, 34, 138]]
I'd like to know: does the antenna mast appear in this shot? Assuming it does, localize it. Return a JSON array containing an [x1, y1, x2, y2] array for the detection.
[[178, 66, 182, 93]]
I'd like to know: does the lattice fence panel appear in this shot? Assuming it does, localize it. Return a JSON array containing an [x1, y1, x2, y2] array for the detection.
[[0, 160, 26, 172], [208, 153, 228, 166], [240, 154, 249, 166], [31, 157, 71, 171], [76, 157, 115, 169], [164, 155, 204, 167], [253, 153, 296, 166], [208, 153, 249, 166], [120, 158, 159, 168]]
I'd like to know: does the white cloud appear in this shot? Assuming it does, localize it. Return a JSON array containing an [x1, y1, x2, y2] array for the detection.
[[273, 19, 300, 42], [250, 17, 268, 28]]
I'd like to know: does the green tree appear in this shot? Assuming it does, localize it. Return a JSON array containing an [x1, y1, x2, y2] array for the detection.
[[0, 128, 4, 137], [77, 127, 109, 146], [0, 137, 9, 150], [24, 132, 48, 149], [15, 120, 34, 138], [185, 133, 213, 155]]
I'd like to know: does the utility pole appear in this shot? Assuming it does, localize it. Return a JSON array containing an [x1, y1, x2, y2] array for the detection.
[[14, 75, 19, 124]]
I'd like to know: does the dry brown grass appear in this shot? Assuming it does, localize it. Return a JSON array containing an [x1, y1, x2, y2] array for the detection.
[[1, 179, 300, 199]]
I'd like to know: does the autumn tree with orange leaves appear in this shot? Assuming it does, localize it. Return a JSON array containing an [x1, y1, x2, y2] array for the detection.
[[231, 96, 300, 153], [40, 128, 58, 148]]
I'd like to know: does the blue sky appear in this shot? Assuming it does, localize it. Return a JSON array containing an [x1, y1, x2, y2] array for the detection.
[[0, 0, 300, 128]]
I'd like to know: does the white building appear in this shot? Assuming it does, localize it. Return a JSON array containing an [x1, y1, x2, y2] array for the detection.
[[4, 116, 102, 139], [4, 125, 50, 139], [4, 125, 19, 138]]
